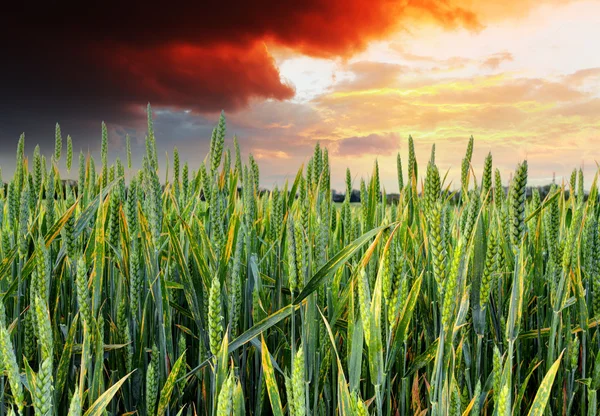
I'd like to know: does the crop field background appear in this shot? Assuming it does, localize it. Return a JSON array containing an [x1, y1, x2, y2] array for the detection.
[[0, 106, 599, 416]]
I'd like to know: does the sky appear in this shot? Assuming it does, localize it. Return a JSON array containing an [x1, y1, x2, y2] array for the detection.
[[1, 0, 599, 191]]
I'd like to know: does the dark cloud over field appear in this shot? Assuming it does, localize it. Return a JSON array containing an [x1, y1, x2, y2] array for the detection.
[[0, 0, 596, 192], [0, 0, 480, 148]]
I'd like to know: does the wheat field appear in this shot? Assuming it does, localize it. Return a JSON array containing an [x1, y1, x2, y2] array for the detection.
[[0, 105, 597, 415]]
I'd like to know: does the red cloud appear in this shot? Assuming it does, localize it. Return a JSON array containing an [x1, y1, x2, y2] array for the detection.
[[0, 0, 482, 126], [260, 0, 481, 57], [8, 1, 481, 56], [102, 42, 295, 112]]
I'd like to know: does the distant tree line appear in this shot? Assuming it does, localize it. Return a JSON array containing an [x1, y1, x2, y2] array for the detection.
[[331, 183, 573, 204]]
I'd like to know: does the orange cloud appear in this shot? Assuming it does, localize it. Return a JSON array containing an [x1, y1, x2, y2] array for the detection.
[[480, 52, 514, 70], [563, 68, 600, 86], [263, 0, 481, 57], [455, 0, 576, 22], [390, 45, 474, 67], [334, 62, 409, 92], [253, 149, 292, 160], [334, 133, 401, 156], [305, 66, 599, 177]]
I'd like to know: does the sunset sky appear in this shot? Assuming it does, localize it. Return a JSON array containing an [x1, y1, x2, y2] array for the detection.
[[1, 1, 599, 191]]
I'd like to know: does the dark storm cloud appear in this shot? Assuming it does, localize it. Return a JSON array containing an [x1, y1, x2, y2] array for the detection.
[[0, 0, 480, 150]]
